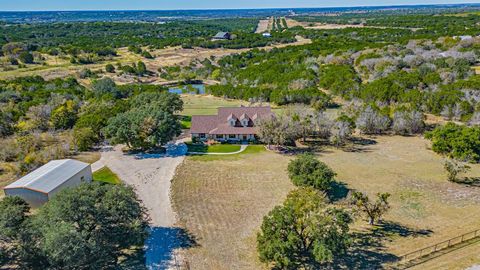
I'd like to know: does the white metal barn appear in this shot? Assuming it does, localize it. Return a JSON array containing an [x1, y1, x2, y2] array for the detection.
[[3, 159, 92, 207]]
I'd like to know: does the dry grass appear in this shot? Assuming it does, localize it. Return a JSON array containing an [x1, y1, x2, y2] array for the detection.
[[317, 135, 480, 268], [171, 149, 294, 270], [172, 134, 480, 269]]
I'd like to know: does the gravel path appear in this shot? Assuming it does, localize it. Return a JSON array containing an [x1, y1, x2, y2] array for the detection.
[[93, 145, 186, 269]]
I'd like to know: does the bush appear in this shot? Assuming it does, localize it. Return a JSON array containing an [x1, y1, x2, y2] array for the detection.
[[287, 154, 336, 192], [392, 109, 425, 135], [18, 51, 34, 64], [426, 123, 480, 162], [356, 105, 391, 134], [105, 64, 115, 73]]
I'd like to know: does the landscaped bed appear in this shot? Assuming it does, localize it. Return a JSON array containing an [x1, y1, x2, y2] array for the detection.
[[93, 166, 122, 184]]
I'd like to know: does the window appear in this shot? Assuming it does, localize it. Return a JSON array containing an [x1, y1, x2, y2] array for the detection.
[[217, 134, 224, 139], [80, 176, 85, 182], [200, 133, 206, 138], [229, 134, 236, 139]]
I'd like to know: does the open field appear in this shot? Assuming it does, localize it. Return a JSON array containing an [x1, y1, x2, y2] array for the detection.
[[181, 95, 249, 116], [286, 18, 422, 31], [255, 19, 270, 33], [172, 134, 480, 269], [0, 37, 311, 83], [171, 148, 294, 269]]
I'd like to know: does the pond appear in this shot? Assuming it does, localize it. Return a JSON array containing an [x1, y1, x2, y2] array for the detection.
[[168, 84, 206, 95]]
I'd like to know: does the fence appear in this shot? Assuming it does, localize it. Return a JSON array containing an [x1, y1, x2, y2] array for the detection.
[[400, 229, 480, 262]]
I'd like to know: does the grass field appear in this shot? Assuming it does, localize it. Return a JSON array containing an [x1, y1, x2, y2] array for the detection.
[[172, 134, 480, 269], [93, 166, 121, 184], [172, 148, 294, 269], [180, 95, 250, 116]]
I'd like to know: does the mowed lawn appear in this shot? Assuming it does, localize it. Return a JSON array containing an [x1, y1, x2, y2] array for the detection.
[[186, 143, 242, 153], [172, 135, 480, 269], [93, 166, 121, 184], [180, 95, 249, 116]]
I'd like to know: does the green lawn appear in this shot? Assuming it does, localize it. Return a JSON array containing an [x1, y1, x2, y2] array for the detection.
[[189, 145, 266, 161], [186, 143, 242, 153], [93, 167, 121, 184]]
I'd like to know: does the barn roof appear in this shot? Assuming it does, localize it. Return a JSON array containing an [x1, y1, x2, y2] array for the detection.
[[4, 159, 90, 194]]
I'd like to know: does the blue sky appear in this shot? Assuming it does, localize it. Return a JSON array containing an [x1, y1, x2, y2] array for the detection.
[[0, 0, 476, 11]]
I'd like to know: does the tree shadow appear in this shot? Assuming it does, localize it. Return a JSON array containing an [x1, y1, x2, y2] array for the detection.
[[328, 181, 351, 202], [455, 177, 480, 187], [340, 137, 377, 153], [333, 221, 433, 269], [122, 227, 198, 270]]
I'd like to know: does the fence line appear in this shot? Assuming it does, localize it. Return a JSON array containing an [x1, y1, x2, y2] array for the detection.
[[400, 229, 480, 262]]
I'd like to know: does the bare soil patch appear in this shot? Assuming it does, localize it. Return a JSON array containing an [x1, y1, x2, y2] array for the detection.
[[255, 19, 270, 33]]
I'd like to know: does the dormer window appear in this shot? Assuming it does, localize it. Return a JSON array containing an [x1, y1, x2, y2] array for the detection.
[[229, 119, 236, 126]]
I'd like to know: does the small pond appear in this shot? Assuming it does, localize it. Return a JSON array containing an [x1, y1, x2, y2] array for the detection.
[[168, 84, 206, 95]]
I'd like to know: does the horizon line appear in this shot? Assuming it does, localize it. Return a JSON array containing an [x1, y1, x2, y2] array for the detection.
[[0, 2, 479, 13]]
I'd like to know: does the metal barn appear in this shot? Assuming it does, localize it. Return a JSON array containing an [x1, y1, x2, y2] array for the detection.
[[3, 159, 92, 207]]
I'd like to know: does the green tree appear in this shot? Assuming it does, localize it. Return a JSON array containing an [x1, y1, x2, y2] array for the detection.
[[104, 93, 183, 149], [27, 183, 148, 269], [288, 154, 336, 192], [91, 77, 121, 99], [18, 52, 34, 64], [105, 64, 115, 73], [137, 61, 147, 76], [73, 127, 97, 151], [0, 196, 30, 264], [50, 100, 78, 130], [351, 191, 391, 225], [257, 188, 352, 268]]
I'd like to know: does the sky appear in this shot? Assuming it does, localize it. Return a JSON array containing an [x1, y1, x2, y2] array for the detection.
[[0, 0, 476, 11]]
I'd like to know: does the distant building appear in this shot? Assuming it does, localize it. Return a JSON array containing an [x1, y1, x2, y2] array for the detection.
[[212, 32, 231, 40], [3, 159, 92, 207], [191, 106, 274, 142], [453, 35, 473, 41], [262, 32, 272, 38]]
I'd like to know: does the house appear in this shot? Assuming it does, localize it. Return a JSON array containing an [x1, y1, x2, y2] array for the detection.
[[212, 31, 231, 40], [190, 106, 273, 142], [262, 32, 272, 38], [3, 159, 92, 207]]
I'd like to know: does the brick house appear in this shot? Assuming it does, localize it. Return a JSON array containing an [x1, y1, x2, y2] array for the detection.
[[190, 106, 273, 142]]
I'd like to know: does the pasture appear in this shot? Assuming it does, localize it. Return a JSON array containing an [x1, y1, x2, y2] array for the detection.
[[171, 134, 480, 269]]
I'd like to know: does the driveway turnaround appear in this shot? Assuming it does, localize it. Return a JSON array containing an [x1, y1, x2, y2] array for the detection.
[[93, 145, 186, 269]]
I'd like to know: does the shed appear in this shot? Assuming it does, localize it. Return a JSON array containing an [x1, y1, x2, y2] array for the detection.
[[212, 32, 231, 40], [3, 159, 92, 207]]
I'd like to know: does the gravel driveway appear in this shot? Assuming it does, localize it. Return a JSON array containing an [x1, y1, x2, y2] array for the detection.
[[93, 145, 186, 269]]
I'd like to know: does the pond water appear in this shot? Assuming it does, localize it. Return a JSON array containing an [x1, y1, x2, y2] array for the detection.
[[168, 84, 206, 95]]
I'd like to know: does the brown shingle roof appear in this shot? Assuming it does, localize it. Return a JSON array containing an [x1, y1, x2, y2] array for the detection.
[[190, 106, 273, 135]]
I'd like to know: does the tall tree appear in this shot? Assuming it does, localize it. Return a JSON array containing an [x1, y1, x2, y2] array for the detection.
[[257, 188, 352, 268], [288, 154, 336, 192], [26, 183, 149, 269]]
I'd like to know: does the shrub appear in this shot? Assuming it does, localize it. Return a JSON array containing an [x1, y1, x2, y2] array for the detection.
[[356, 105, 391, 134], [105, 64, 115, 73]]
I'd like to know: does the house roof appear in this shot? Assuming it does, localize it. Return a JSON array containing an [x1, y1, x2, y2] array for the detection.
[[4, 159, 90, 194], [191, 106, 273, 135], [213, 32, 230, 38]]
